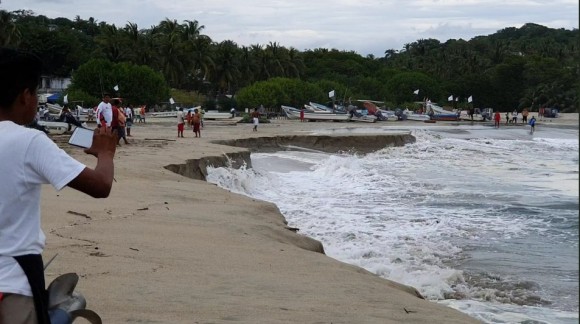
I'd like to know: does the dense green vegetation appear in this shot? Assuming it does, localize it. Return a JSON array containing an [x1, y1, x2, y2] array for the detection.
[[2, 9, 578, 112]]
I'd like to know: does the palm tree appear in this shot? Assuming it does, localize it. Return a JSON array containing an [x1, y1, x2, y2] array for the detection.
[[188, 35, 214, 88], [153, 18, 189, 87], [158, 18, 181, 36], [0, 10, 21, 46], [251, 44, 271, 80], [182, 20, 204, 41], [212, 40, 240, 94], [237, 46, 257, 87], [95, 24, 126, 62], [265, 41, 286, 77], [286, 47, 305, 78], [157, 31, 186, 87]]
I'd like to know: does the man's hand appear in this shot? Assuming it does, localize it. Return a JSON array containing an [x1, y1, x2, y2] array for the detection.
[[85, 127, 118, 158]]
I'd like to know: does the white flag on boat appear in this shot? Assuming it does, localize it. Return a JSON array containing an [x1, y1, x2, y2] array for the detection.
[[455, 97, 459, 102], [448, 95, 454, 102], [328, 90, 335, 98], [63, 94, 68, 104], [468, 95, 473, 103], [113, 85, 119, 91], [413, 89, 419, 95], [169, 97, 175, 105]]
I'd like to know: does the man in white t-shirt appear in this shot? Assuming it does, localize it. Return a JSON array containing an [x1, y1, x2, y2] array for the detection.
[[125, 104, 133, 137], [96, 93, 113, 127], [176, 107, 185, 137], [0, 48, 118, 323]]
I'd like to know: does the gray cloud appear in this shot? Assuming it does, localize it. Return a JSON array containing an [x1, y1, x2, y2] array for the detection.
[[2, 0, 578, 56]]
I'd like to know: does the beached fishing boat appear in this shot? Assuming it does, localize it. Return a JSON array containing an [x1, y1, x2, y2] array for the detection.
[[282, 105, 350, 121], [350, 115, 377, 123], [309, 102, 349, 114], [38, 121, 71, 135], [362, 101, 392, 121], [403, 110, 432, 121], [148, 111, 179, 118], [203, 110, 233, 120], [431, 113, 461, 121], [304, 104, 331, 113], [425, 102, 460, 121]]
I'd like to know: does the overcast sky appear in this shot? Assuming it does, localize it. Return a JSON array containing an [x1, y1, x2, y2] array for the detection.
[[2, 0, 578, 56]]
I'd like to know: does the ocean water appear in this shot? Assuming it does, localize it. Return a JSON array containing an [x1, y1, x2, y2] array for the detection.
[[206, 124, 579, 323]]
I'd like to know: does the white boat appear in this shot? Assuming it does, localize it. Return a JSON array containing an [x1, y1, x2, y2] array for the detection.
[[304, 104, 331, 113], [282, 105, 350, 121], [148, 111, 178, 118], [309, 102, 332, 112], [403, 109, 432, 121], [309, 102, 349, 114], [350, 115, 377, 123], [203, 110, 233, 120], [45, 102, 64, 114], [38, 121, 71, 135]]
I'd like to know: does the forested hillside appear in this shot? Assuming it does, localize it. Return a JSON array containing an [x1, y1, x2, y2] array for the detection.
[[1, 9, 578, 111]]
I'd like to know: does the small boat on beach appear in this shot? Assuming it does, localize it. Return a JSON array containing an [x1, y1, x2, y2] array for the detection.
[[38, 121, 71, 135], [148, 111, 179, 118], [282, 105, 350, 121], [403, 110, 432, 121], [425, 102, 460, 121], [203, 110, 233, 120]]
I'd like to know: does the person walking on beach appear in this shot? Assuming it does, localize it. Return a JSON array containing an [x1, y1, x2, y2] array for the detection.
[[494, 111, 501, 128], [0, 47, 118, 324], [538, 106, 545, 121], [512, 109, 518, 124], [125, 104, 133, 137], [177, 107, 185, 138], [251, 108, 260, 131], [230, 107, 236, 118], [192, 108, 201, 137], [96, 93, 112, 128], [186, 110, 192, 128], [522, 108, 529, 124], [529, 116, 536, 134], [199, 107, 205, 128], [140, 106, 146, 123], [111, 99, 129, 145], [300, 107, 305, 122], [505, 111, 510, 125], [134, 105, 142, 123]]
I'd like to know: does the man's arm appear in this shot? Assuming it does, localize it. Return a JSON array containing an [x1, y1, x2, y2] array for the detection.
[[67, 127, 117, 198]]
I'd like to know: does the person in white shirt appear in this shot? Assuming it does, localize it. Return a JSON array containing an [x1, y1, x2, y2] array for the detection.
[[176, 107, 185, 137], [0, 47, 118, 324], [96, 94, 113, 127], [125, 104, 133, 136]]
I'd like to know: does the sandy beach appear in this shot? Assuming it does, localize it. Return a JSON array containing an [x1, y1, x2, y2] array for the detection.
[[40, 113, 577, 323]]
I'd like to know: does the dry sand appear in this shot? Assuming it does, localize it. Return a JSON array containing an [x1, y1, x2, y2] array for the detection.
[[41, 114, 576, 323]]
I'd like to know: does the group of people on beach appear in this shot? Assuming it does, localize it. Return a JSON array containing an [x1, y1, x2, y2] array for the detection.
[[95, 93, 136, 145], [176, 106, 262, 137], [0, 47, 119, 323], [177, 107, 203, 138], [493, 109, 536, 133]]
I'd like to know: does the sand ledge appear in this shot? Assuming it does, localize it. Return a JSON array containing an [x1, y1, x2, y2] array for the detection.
[[164, 133, 416, 181]]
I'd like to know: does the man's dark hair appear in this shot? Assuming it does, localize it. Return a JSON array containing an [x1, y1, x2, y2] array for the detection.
[[103, 93, 111, 98], [0, 48, 42, 109], [111, 99, 120, 106]]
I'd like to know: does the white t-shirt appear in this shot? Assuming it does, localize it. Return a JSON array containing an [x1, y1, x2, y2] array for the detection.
[[0, 121, 86, 296], [124, 107, 133, 119], [177, 111, 184, 125], [97, 101, 113, 126]]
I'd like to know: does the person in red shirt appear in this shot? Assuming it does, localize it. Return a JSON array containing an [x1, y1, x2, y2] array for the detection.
[[300, 107, 305, 122], [494, 111, 501, 128]]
